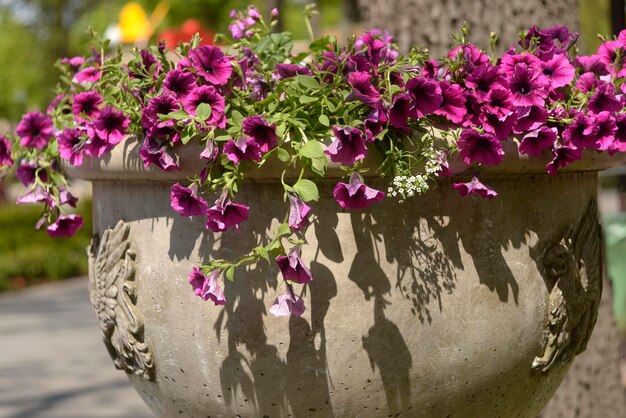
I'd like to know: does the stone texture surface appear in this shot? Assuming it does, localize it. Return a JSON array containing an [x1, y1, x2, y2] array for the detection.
[[537, 274, 626, 418], [84, 168, 601, 417], [357, 0, 579, 56]]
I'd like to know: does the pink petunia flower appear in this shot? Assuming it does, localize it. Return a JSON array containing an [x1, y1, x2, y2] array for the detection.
[[276, 246, 313, 284], [457, 129, 504, 165], [519, 126, 557, 157], [546, 145, 582, 175], [406, 76, 443, 117], [46, 215, 84, 238], [452, 176, 497, 199], [324, 126, 368, 166], [72, 91, 102, 119], [183, 85, 226, 129], [242, 116, 278, 152], [189, 268, 226, 305], [434, 81, 466, 124], [171, 183, 209, 217], [0, 136, 13, 167], [269, 287, 306, 317], [223, 137, 263, 164], [163, 69, 197, 99], [188, 45, 233, 85], [205, 190, 249, 232], [346, 72, 380, 107], [332, 172, 385, 210], [16, 112, 53, 150], [288, 194, 312, 232], [57, 128, 85, 166]]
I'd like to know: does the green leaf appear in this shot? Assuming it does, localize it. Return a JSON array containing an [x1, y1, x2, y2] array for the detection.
[[231, 110, 244, 125], [277, 147, 291, 162], [299, 140, 324, 159], [180, 126, 195, 145], [255, 246, 269, 262], [166, 110, 189, 120], [196, 103, 212, 120], [310, 156, 328, 177], [296, 75, 320, 90], [225, 267, 235, 282], [276, 222, 292, 237], [318, 114, 330, 127], [299, 95, 318, 104], [293, 179, 319, 202]]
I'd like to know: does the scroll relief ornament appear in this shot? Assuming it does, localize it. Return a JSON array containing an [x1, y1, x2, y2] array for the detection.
[[88, 220, 154, 380], [532, 200, 602, 373]]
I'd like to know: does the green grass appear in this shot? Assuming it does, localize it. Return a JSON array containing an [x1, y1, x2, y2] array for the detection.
[[0, 200, 92, 291]]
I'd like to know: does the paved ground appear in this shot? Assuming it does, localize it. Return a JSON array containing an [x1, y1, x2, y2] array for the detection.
[[0, 277, 152, 418]]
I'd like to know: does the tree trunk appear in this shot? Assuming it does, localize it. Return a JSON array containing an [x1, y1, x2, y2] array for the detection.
[[357, 0, 579, 56]]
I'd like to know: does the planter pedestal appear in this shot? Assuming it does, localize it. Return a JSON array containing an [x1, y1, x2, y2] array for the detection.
[[68, 144, 613, 417]]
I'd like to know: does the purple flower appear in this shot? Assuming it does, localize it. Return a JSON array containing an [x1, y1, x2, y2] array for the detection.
[[274, 63, 311, 80], [540, 54, 575, 89], [575, 72, 598, 93], [597, 40, 625, 66], [61, 56, 85, 72], [332, 172, 385, 210], [364, 105, 388, 141], [163, 69, 197, 99], [457, 129, 504, 166], [591, 111, 617, 150], [139, 135, 180, 171], [200, 140, 219, 163], [171, 183, 209, 217], [73, 67, 100, 84], [276, 246, 313, 284], [288, 194, 311, 232], [507, 63, 548, 107], [57, 128, 85, 166], [483, 87, 514, 119], [142, 94, 181, 133], [480, 112, 516, 141], [188, 46, 232, 85], [46, 215, 84, 238], [389, 94, 413, 128], [183, 85, 226, 129], [72, 91, 102, 119], [0, 136, 13, 167], [269, 287, 306, 317], [346, 72, 380, 106], [610, 113, 626, 154], [16, 112, 53, 150], [59, 188, 78, 207], [434, 81, 466, 124], [406, 76, 442, 117], [452, 176, 497, 199], [87, 106, 129, 147], [189, 268, 226, 305], [324, 126, 367, 166], [514, 106, 548, 134], [205, 191, 249, 232], [588, 82, 622, 114], [574, 55, 608, 76], [16, 160, 46, 186], [465, 64, 507, 100], [563, 112, 601, 149], [223, 137, 263, 164], [519, 126, 557, 156], [242, 116, 278, 152], [546, 145, 582, 175], [16, 186, 54, 206]]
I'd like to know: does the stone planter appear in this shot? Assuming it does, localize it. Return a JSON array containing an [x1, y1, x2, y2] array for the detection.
[[65, 140, 620, 418]]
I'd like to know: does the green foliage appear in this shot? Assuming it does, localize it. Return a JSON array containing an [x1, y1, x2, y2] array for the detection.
[[0, 200, 92, 291]]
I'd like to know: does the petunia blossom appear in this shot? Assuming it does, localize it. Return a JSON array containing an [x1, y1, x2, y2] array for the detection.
[[183, 85, 226, 129], [72, 91, 102, 119], [364, 105, 388, 141], [269, 287, 306, 317], [0, 136, 13, 167], [276, 246, 313, 284], [242, 116, 278, 152], [405, 76, 443, 117], [588, 82, 623, 114], [519, 126, 557, 157], [188, 45, 233, 85], [223, 137, 263, 164], [333, 172, 385, 210], [434, 81, 466, 124], [546, 145, 582, 175], [16, 112, 53, 150], [57, 128, 85, 166], [142, 94, 181, 133], [139, 135, 180, 172], [346, 72, 380, 106], [171, 183, 209, 217], [189, 268, 226, 305], [46, 215, 84, 238], [163, 69, 197, 99], [324, 126, 368, 166], [288, 194, 311, 232], [540, 54, 575, 89], [452, 176, 497, 199], [506, 63, 549, 107], [457, 129, 504, 165], [87, 106, 129, 147], [389, 93, 413, 128], [205, 190, 249, 232], [73, 67, 100, 84], [610, 113, 626, 154]]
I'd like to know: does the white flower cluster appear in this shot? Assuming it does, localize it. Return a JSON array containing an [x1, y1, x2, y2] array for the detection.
[[388, 174, 430, 199]]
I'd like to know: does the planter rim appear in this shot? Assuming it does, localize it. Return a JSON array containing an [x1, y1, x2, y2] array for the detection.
[[63, 136, 626, 183]]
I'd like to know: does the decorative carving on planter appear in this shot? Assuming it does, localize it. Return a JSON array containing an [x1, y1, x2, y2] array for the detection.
[[532, 200, 602, 373], [88, 220, 154, 380]]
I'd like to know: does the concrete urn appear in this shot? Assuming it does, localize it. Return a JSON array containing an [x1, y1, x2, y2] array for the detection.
[[65, 140, 617, 418]]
